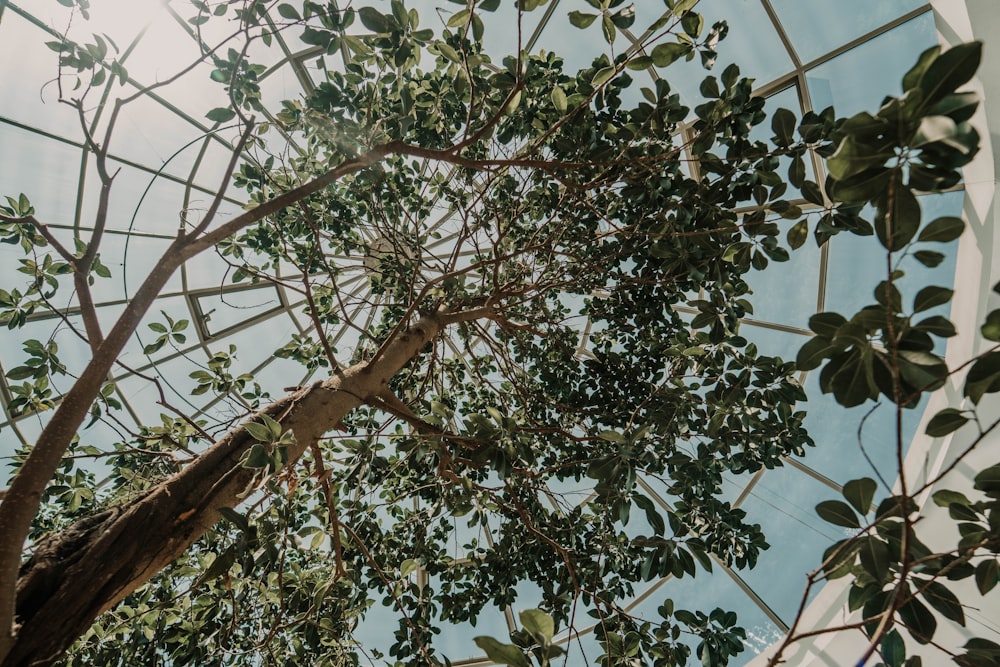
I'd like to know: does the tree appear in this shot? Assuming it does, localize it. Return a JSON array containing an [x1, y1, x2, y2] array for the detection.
[[0, 1, 994, 666]]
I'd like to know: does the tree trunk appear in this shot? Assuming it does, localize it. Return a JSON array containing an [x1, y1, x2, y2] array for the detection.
[[2, 311, 444, 667]]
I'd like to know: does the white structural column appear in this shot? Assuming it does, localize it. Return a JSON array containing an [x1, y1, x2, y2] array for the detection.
[[748, 2, 1000, 665]]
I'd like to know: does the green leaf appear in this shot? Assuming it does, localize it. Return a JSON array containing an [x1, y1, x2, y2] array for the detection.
[[259, 413, 283, 439], [809, 312, 847, 337], [921, 580, 965, 624], [973, 463, 1000, 496], [473, 637, 530, 667], [903, 45, 940, 92], [446, 8, 470, 27], [244, 422, 273, 442], [910, 316, 954, 339], [598, 430, 625, 444], [681, 11, 703, 38], [504, 90, 522, 115], [975, 559, 998, 595], [827, 168, 891, 203], [827, 136, 893, 181], [801, 180, 824, 206], [882, 629, 906, 667], [786, 219, 808, 249], [242, 443, 270, 468], [912, 286, 953, 313], [568, 10, 597, 29], [917, 216, 964, 243], [899, 597, 937, 644], [925, 408, 969, 437], [358, 7, 393, 32], [816, 499, 860, 528], [983, 309, 1000, 341], [199, 547, 236, 581], [842, 478, 876, 514], [917, 41, 982, 108], [519, 609, 555, 643], [400, 559, 419, 577], [651, 42, 688, 68], [206, 107, 236, 122], [875, 176, 920, 250], [592, 66, 616, 87], [550, 86, 567, 113], [859, 536, 891, 583], [610, 4, 635, 30], [770, 108, 795, 147], [217, 506, 250, 533], [276, 3, 300, 20], [931, 489, 972, 508], [5, 366, 38, 381], [913, 250, 944, 267]]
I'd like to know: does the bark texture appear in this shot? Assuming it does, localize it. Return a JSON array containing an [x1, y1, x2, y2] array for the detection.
[[2, 311, 443, 667]]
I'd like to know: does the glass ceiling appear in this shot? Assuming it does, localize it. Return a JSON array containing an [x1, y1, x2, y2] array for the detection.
[[0, 0, 972, 664]]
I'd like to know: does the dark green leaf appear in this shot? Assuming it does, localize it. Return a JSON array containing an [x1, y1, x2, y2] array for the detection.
[[681, 11, 703, 38], [843, 477, 877, 514], [827, 168, 891, 203], [902, 45, 940, 91], [913, 315, 955, 337], [921, 580, 965, 624], [771, 108, 796, 147], [925, 408, 969, 437], [974, 463, 1000, 496], [473, 637, 530, 667], [217, 506, 250, 533], [816, 499, 860, 528], [859, 536, 891, 583], [913, 250, 945, 267], [827, 136, 893, 181], [917, 216, 964, 243], [808, 312, 847, 337], [610, 5, 635, 30], [206, 107, 236, 122], [912, 286, 953, 313], [786, 219, 808, 249], [898, 597, 937, 644], [882, 629, 906, 667], [875, 176, 920, 250], [359, 7, 393, 32], [796, 336, 836, 371], [931, 489, 972, 508], [651, 42, 688, 68], [918, 41, 982, 108], [975, 560, 998, 595], [801, 180, 824, 206]]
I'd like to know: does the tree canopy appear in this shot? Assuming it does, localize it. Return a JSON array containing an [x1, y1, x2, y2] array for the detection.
[[0, 1, 998, 667]]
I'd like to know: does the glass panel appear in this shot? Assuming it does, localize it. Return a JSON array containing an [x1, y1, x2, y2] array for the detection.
[[795, 372, 928, 485], [744, 230, 822, 329], [195, 285, 284, 337], [735, 465, 844, 622], [805, 13, 937, 117], [0, 123, 82, 235], [772, 0, 928, 64]]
